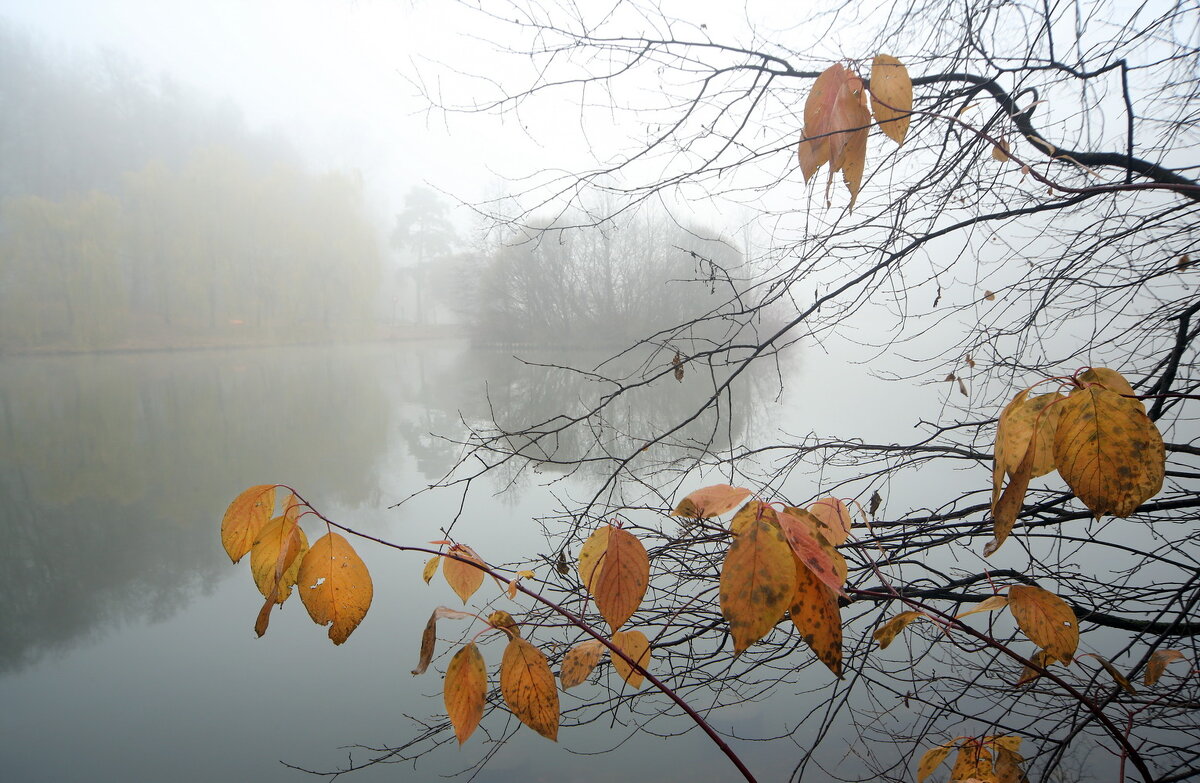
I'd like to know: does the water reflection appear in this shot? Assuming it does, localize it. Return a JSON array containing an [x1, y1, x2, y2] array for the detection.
[[0, 346, 392, 673]]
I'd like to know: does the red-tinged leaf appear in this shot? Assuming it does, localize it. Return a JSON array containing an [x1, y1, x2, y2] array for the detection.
[[610, 629, 651, 689], [798, 63, 870, 204], [1055, 384, 1164, 517], [670, 484, 753, 519], [789, 556, 843, 677], [411, 606, 478, 676], [443, 544, 487, 604], [1008, 584, 1078, 664], [499, 637, 559, 741], [720, 516, 797, 655], [560, 640, 604, 689], [221, 484, 276, 563], [577, 525, 611, 592], [807, 497, 852, 545], [249, 516, 309, 605], [917, 740, 958, 783], [955, 595, 1008, 619], [1145, 649, 1186, 686], [778, 509, 847, 597], [873, 610, 924, 649], [444, 643, 487, 745], [296, 532, 373, 645], [422, 556, 440, 584], [869, 54, 912, 145], [592, 527, 650, 632]]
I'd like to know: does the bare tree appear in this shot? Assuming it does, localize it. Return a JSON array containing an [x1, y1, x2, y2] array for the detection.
[[260, 2, 1200, 782]]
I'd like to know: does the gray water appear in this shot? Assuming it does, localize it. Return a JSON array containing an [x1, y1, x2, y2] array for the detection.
[[0, 341, 831, 783]]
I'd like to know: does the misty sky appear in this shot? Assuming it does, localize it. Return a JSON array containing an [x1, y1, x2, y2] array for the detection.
[[1, 0, 828, 226]]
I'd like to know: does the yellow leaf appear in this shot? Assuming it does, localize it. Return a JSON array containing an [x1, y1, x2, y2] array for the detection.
[[1078, 366, 1139, 402], [986, 416, 1036, 557], [296, 532, 373, 645], [250, 516, 309, 604], [789, 555, 843, 677], [993, 745, 1025, 783], [984, 735, 1022, 755], [917, 740, 957, 783], [1015, 648, 1061, 685], [719, 516, 797, 655], [444, 643, 487, 745], [778, 508, 847, 596], [797, 64, 871, 207], [1054, 385, 1165, 517], [592, 527, 650, 632], [670, 484, 753, 518], [499, 636, 559, 741], [807, 497, 853, 545], [1082, 653, 1137, 694], [870, 54, 912, 145], [443, 544, 487, 604], [422, 556, 440, 584], [992, 139, 1011, 161], [610, 629, 651, 689], [955, 595, 1009, 619], [996, 390, 1063, 480], [873, 610, 923, 649], [577, 525, 612, 592], [730, 499, 774, 534], [221, 484, 276, 563], [487, 610, 520, 638], [559, 640, 604, 689], [1008, 584, 1078, 664], [950, 744, 996, 783], [1145, 649, 1186, 686]]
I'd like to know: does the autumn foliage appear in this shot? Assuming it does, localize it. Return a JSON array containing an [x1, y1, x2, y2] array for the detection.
[[217, 48, 1195, 783]]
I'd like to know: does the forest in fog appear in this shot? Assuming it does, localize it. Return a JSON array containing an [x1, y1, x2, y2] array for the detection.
[[0, 23, 381, 352]]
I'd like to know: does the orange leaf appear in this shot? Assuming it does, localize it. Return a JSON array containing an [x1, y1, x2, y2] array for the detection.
[[1054, 385, 1164, 517], [719, 516, 797, 654], [670, 484, 753, 518], [789, 556, 843, 677], [872, 610, 923, 649], [1008, 584, 1078, 664], [296, 532, 373, 645], [592, 527, 650, 632], [778, 509, 847, 597], [1145, 649, 1186, 686], [499, 636, 559, 741], [807, 497, 853, 545], [869, 54, 912, 145], [443, 544, 487, 604], [444, 643, 487, 745], [610, 629, 651, 689], [221, 484, 276, 563], [559, 640, 604, 689], [730, 499, 774, 534]]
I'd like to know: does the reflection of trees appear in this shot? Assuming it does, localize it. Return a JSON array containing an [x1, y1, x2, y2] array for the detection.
[[394, 345, 787, 492], [0, 347, 391, 673]]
